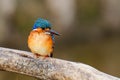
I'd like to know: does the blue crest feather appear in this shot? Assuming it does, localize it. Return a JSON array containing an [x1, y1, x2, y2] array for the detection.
[[33, 18, 51, 29]]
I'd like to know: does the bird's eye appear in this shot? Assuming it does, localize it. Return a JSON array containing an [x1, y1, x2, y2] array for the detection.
[[42, 28, 45, 30]]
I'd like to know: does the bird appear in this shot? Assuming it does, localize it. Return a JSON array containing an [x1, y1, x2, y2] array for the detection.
[[28, 18, 60, 58]]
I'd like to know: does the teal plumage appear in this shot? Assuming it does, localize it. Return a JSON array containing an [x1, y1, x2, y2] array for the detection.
[[33, 18, 51, 29]]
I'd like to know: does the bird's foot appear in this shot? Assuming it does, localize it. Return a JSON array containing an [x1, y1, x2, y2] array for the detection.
[[34, 53, 51, 59]]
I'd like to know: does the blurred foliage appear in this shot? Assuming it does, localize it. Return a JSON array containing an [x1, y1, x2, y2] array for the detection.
[[77, 0, 101, 24]]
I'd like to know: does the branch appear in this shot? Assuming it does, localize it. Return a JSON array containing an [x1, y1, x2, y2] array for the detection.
[[0, 47, 119, 80]]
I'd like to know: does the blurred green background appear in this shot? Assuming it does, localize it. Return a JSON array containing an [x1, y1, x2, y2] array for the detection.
[[0, 0, 120, 80]]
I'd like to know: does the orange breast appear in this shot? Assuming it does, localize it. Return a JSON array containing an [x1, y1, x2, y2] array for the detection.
[[28, 28, 53, 56]]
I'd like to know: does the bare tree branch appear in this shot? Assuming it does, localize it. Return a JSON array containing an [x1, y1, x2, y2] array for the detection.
[[0, 47, 119, 80]]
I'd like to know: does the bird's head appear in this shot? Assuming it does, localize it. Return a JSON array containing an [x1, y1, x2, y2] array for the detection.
[[32, 18, 60, 36], [33, 18, 51, 30]]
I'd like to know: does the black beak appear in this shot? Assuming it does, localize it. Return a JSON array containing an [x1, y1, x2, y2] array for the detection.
[[49, 29, 60, 36]]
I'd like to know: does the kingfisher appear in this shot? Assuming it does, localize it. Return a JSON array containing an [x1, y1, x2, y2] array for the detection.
[[28, 18, 60, 58]]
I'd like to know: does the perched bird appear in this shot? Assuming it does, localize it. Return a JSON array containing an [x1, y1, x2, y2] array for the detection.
[[28, 18, 60, 57]]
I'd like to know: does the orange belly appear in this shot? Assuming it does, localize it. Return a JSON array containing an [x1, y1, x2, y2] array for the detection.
[[28, 30, 53, 56]]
